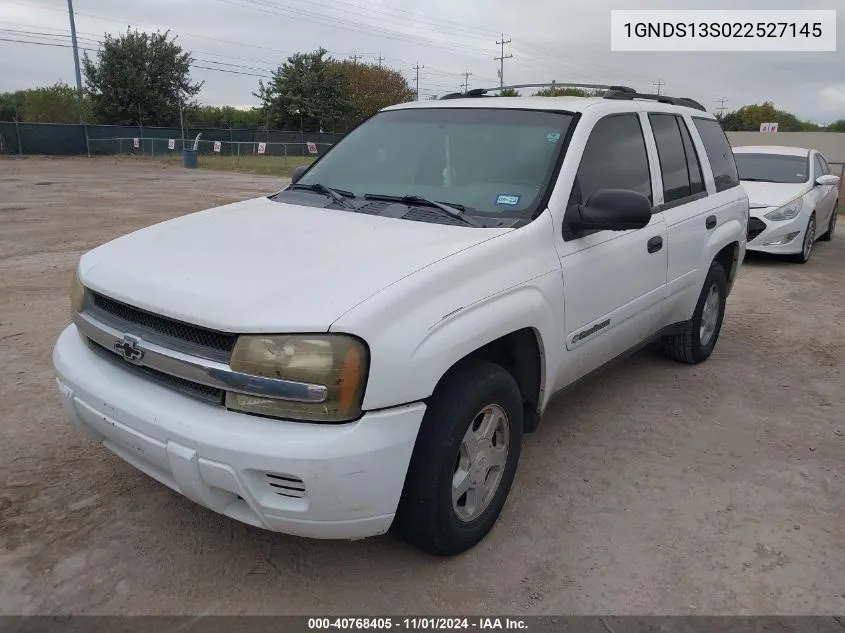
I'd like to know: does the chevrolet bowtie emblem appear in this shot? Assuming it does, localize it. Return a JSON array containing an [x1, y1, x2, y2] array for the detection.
[[114, 333, 144, 363]]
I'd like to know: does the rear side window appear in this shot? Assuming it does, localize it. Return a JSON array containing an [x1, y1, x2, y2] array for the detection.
[[692, 118, 740, 192], [569, 114, 652, 207], [649, 113, 706, 204], [649, 114, 689, 203], [678, 118, 705, 195]]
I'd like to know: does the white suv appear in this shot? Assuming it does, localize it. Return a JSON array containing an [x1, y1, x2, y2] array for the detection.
[[54, 85, 748, 555]]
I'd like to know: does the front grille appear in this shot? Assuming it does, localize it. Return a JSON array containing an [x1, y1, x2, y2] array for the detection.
[[91, 292, 237, 358], [89, 340, 224, 405], [747, 217, 767, 242]]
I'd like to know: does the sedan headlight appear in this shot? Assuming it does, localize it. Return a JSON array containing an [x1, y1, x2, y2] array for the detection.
[[69, 267, 85, 314], [764, 198, 803, 221], [225, 334, 368, 422]]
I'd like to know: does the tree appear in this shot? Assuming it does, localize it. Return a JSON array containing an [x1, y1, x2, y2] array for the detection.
[[498, 88, 520, 97], [333, 61, 414, 130], [0, 84, 92, 122], [256, 48, 347, 131], [827, 119, 845, 132], [718, 102, 815, 132], [83, 29, 202, 126], [533, 87, 601, 97], [186, 105, 266, 128]]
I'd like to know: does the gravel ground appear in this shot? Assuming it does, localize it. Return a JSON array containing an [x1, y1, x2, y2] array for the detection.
[[1, 156, 843, 615]]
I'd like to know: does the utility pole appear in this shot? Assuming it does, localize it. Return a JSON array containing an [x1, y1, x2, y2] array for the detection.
[[376, 53, 384, 68], [349, 53, 362, 64], [66, 0, 83, 97], [461, 71, 473, 93], [495, 34, 512, 88], [413, 62, 424, 101], [717, 98, 728, 117], [653, 79, 665, 95]]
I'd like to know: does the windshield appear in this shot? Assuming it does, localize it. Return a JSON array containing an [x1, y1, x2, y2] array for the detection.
[[296, 107, 575, 218], [735, 153, 809, 184]]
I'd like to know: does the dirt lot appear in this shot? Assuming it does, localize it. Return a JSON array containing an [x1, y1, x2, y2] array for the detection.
[[1, 156, 843, 615]]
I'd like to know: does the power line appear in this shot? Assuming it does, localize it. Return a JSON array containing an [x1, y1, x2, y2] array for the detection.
[[348, 53, 362, 64], [376, 52, 384, 67], [653, 79, 665, 95], [717, 98, 729, 116], [495, 34, 512, 88]]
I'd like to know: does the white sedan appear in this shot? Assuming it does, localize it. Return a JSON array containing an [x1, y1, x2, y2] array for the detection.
[[734, 145, 840, 263]]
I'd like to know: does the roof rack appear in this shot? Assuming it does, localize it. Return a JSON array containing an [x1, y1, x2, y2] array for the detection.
[[439, 83, 635, 100], [603, 90, 707, 112], [438, 82, 708, 112]]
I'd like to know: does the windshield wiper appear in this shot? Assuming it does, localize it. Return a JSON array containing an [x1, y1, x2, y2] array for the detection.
[[287, 183, 356, 209], [363, 194, 481, 227]]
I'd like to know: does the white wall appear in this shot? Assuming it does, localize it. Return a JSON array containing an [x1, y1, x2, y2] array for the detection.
[[726, 132, 845, 163]]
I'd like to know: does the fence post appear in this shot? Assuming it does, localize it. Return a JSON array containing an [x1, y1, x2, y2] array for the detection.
[[14, 118, 22, 155], [283, 143, 287, 168], [83, 123, 90, 157]]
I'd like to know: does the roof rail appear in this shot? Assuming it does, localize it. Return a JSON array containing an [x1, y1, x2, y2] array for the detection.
[[439, 82, 636, 100], [603, 90, 707, 112]]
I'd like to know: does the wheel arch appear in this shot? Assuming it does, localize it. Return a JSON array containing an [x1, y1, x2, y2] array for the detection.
[[431, 327, 546, 433]]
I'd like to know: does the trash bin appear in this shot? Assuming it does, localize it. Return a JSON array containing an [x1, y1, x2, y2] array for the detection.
[[182, 148, 198, 169]]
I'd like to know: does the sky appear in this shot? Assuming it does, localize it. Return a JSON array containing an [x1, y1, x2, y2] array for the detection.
[[0, 0, 843, 124]]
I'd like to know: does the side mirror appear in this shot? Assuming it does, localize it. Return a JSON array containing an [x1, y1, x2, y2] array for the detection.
[[291, 165, 308, 184], [816, 174, 840, 187], [566, 189, 653, 236]]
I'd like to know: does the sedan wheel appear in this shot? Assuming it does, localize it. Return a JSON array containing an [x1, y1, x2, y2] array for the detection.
[[792, 215, 816, 264]]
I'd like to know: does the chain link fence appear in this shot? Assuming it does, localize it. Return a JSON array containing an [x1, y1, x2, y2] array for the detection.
[[0, 121, 343, 156], [85, 137, 333, 162]]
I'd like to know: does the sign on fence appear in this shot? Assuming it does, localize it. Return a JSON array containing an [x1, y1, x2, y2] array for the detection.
[[306, 141, 318, 154], [257, 142, 266, 155], [168, 139, 175, 150], [213, 141, 222, 153], [760, 122, 779, 133], [133, 137, 139, 148]]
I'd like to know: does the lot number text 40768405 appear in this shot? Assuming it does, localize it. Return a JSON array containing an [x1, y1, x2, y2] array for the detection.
[[307, 617, 528, 631]]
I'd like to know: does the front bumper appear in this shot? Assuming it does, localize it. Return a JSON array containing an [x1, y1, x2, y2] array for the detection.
[[746, 210, 806, 255], [53, 324, 425, 540]]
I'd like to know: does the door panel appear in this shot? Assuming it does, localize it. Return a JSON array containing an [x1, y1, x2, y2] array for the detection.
[[552, 112, 669, 388], [559, 214, 668, 358]]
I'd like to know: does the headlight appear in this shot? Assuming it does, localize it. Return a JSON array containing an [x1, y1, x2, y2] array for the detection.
[[225, 334, 368, 422], [764, 198, 803, 221], [69, 267, 84, 314]]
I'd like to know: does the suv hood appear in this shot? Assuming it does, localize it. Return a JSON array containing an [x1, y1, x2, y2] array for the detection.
[[80, 196, 506, 332], [741, 181, 809, 208]]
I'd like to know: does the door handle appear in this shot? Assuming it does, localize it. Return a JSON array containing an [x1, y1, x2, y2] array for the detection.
[[706, 215, 717, 230], [647, 235, 663, 253]]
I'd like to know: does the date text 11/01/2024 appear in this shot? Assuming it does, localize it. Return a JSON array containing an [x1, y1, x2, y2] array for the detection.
[[307, 618, 528, 630]]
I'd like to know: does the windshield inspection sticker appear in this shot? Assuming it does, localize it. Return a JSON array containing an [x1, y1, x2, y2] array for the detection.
[[547, 132, 561, 142], [496, 194, 521, 206]]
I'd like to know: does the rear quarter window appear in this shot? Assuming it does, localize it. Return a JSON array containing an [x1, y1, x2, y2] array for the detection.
[[692, 118, 740, 193]]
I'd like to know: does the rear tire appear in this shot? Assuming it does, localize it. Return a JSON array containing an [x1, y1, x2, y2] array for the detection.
[[661, 261, 727, 364], [395, 358, 523, 556], [791, 214, 816, 263], [818, 203, 837, 242]]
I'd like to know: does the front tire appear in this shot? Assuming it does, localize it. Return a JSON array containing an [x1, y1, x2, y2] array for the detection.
[[791, 214, 816, 263], [661, 261, 727, 364], [819, 202, 837, 241], [395, 359, 523, 556]]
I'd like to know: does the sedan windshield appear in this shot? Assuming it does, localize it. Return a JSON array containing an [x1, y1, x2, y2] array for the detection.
[[735, 153, 810, 184], [296, 107, 575, 218]]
